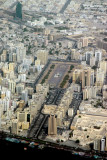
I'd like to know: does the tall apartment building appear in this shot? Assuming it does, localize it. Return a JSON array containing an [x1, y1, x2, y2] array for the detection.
[[85, 51, 93, 65], [9, 52, 17, 62], [16, 2, 22, 19], [72, 69, 82, 83], [100, 60, 107, 74], [101, 138, 106, 151], [95, 50, 102, 65], [103, 85, 107, 108], [96, 68, 105, 87], [21, 90, 28, 103], [90, 57, 95, 67], [9, 63, 15, 72], [83, 86, 98, 100], [18, 74, 26, 82], [94, 139, 100, 151], [81, 37, 88, 47], [8, 80, 16, 94], [48, 115, 57, 136], [25, 87, 34, 96], [16, 83, 25, 95], [0, 105, 3, 128], [90, 69, 94, 86], [16, 43, 26, 63], [13, 53, 17, 62], [97, 40, 107, 52], [82, 67, 94, 88], [1, 52, 7, 62]]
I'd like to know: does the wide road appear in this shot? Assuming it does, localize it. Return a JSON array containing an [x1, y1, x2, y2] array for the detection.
[[60, 0, 72, 14], [27, 88, 64, 138], [9, 1, 18, 9], [69, 92, 82, 128], [34, 59, 51, 86], [35, 115, 48, 138], [27, 93, 52, 137]]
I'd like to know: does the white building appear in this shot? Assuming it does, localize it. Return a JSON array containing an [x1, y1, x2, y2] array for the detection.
[[16, 43, 26, 63]]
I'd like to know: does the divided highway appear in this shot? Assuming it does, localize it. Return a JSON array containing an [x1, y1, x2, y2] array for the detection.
[[27, 88, 65, 138], [69, 92, 82, 128]]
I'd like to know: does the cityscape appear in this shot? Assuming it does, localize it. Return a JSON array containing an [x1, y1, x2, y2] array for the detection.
[[0, 0, 107, 159]]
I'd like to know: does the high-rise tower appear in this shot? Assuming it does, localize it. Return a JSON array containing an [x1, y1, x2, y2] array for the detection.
[[16, 2, 22, 19], [48, 115, 57, 136], [82, 67, 91, 89]]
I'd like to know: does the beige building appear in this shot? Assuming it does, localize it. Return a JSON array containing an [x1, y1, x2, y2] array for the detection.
[[35, 59, 40, 66], [83, 86, 99, 100], [71, 50, 80, 60], [36, 83, 49, 96], [81, 37, 88, 47], [68, 108, 74, 117], [1, 91, 5, 99], [94, 139, 101, 151], [22, 122, 29, 130], [82, 67, 91, 89], [0, 50, 7, 62], [43, 28, 50, 35], [90, 57, 95, 67], [103, 85, 107, 109], [72, 69, 82, 83], [18, 100, 25, 108], [29, 84, 49, 122], [42, 105, 57, 115], [100, 60, 107, 74], [2, 69, 10, 78], [48, 115, 57, 136], [17, 111, 28, 122], [96, 68, 105, 87], [25, 87, 34, 96], [30, 104, 39, 121], [12, 53, 17, 62], [9, 63, 15, 72], [37, 50, 48, 65], [11, 119, 18, 135], [105, 134, 107, 151]]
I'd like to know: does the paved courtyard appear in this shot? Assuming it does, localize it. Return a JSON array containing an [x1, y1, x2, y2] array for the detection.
[[48, 63, 69, 87]]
